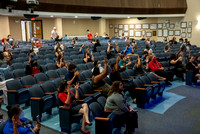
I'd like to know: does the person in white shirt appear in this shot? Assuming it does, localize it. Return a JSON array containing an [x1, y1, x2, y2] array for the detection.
[[51, 27, 58, 39]]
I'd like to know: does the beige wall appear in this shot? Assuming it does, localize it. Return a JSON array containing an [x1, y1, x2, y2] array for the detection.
[[9, 17, 22, 40], [41, 18, 55, 39], [62, 18, 100, 36], [0, 16, 10, 39]]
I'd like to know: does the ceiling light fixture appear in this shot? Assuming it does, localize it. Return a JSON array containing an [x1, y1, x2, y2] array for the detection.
[[127, 16, 130, 18], [75, 16, 78, 18], [50, 15, 54, 17]]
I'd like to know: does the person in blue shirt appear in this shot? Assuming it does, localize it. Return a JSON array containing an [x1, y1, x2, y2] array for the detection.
[[65, 64, 80, 85], [62, 33, 68, 40], [123, 44, 134, 55], [27, 49, 38, 62], [3, 104, 41, 134], [79, 44, 87, 54]]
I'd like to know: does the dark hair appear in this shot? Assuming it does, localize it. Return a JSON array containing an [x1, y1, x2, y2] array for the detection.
[[6, 104, 21, 119], [196, 55, 200, 61], [188, 56, 194, 60], [120, 54, 125, 59], [29, 49, 34, 55], [92, 67, 100, 76], [87, 29, 89, 32], [146, 45, 150, 49], [179, 38, 183, 41], [94, 60, 99, 67], [84, 50, 88, 58], [3, 46, 6, 52], [111, 63, 116, 69], [107, 81, 122, 96], [170, 54, 176, 60], [144, 51, 148, 55], [164, 45, 169, 50], [68, 64, 76, 71], [58, 80, 68, 93]]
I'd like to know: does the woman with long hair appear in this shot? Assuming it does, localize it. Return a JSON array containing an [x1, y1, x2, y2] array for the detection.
[[83, 49, 94, 63], [3, 46, 13, 66], [58, 81, 92, 134], [56, 53, 70, 68], [105, 81, 138, 134]]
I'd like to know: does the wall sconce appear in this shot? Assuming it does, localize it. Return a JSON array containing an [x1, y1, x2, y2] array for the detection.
[[197, 17, 200, 29]]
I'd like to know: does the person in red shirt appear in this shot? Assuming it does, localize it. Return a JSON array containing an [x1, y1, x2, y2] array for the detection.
[[148, 55, 173, 85], [58, 81, 92, 134], [87, 29, 92, 40]]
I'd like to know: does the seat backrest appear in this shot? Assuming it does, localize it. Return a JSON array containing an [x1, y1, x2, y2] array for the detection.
[[132, 79, 143, 88], [6, 79, 23, 91], [46, 70, 59, 79], [4, 70, 14, 80], [11, 63, 24, 70], [139, 76, 151, 84], [0, 120, 8, 134], [29, 85, 44, 97], [53, 77, 62, 89], [97, 96, 106, 109], [41, 81, 56, 93], [45, 63, 57, 71], [82, 70, 92, 78], [57, 68, 68, 76], [34, 73, 48, 82], [80, 83, 93, 94], [86, 62, 93, 69], [89, 102, 104, 117], [13, 69, 25, 78], [20, 75, 36, 86]]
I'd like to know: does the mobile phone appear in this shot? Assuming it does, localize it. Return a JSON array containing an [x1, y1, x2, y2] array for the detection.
[[36, 115, 40, 123]]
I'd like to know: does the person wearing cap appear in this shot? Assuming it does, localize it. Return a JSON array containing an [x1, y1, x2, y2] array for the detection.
[[51, 27, 58, 39]]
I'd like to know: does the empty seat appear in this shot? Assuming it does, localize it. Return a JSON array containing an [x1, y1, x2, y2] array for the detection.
[[76, 64, 88, 71], [46, 70, 59, 80], [13, 69, 25, 79], [20, 75, 36, 88], [6, 79, 30, 105], [11, 63, 24, 70], [45, 63, 57, 71], [34, 73, 49, 83], [57, 68, 68, 77]]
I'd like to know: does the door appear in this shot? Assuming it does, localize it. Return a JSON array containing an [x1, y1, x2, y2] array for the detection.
[[31, 20, 43, 39]]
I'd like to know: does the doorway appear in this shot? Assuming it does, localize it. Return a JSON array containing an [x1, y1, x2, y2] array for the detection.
[[21, 20, 43, 41]]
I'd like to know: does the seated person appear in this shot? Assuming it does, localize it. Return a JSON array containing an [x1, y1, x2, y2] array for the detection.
[[1, 38, 9, 45], [144, 45, 153, 55], [167, 40, 174, 48], [169, 54, 185, 81], [196, 55, 200, 68], [149, 40, 155, 48], [107, 42, 119, 59], [83, 49, 94, 63], [186, 56, 200, 83], [148, 55, 173, 85], [55, 42, 64, 57], [71, 37, 78, 48], [54, 42, 65, 51], [141, 51, 149, 63], [93, 39, 101, 52], [118, 54, 131, 71], [172, 37, 177, 44], [125, 36, 130, 42], [79, 44, 87, 54], [3, 46, 13, 66], [91, 60, 104, 73], [110, 56, 135, 99], [123, 44, 134, 55], [27, 49, 38, 62], [105, 81, 138, 134], [62, 33, 68, 40], [65, 64, 80, 85], [55, 35, 62, 42], [26, 59, 43, 75], [92, 58, 111, 96], [145, 38, 151, 45], [130, 40, 137, 50], [56, 53, 70, 68], [58, 81, 92, 134], [164, 44, 170, 53], [3, 104, 41, 134]]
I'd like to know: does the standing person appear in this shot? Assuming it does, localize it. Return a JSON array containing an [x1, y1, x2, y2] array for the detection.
[[51, 27, 58, 39], [177, 38, 187, 64], [87, 29, 92, 40], [3, 104, 41, 134], [58, 81, 92, 134], [93, 39, 101, 52], [105, 81, 138, 134]]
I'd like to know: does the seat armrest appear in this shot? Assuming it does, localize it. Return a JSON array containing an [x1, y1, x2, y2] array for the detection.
[[30, 97, 41, 100], [37, 81, 44, 84], [186, 70, 193, 72], [151, 81, 159, 84], [76, 100, 84, 102], [60, 75, 65, 77], [85, 78, 92, 80], [136, 74, 142, 76], [95, 117, 109, 122], [84, 94, 93, 97], [94, 89, 103, 92], [59, 106, 70, 110], [128, 76, 135, 78], [7, 90, 17, 93], [144, 84, 153, 87], [77, 81, 84, 84], [104, 110, 113, 113], [23, 85, 32, 88], [44, 92, 54, 95], [49, 78, 55, 80], [135, 88, 146, 90]]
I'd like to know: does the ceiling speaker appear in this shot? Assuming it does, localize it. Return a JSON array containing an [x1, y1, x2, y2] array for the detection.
[[91, 17, 101, 20], [137, 17, 147, 20]]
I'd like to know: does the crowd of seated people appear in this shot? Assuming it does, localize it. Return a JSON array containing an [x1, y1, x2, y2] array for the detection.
[[1, 34, 200, 134]]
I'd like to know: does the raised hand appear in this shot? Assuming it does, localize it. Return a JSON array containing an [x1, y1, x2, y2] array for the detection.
[[75, 82, 80, 90]]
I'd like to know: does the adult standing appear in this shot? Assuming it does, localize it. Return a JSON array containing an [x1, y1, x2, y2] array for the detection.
[[177, 38, 187, 64], [51, 27, 58, 39], [87, 29, 92, 40]]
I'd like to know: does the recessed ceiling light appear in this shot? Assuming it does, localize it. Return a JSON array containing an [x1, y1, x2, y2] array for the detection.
[[75, 16, 78, 18], [127, 16, 130, 18], [50, 15, 54, 17]]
